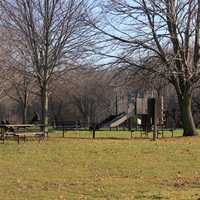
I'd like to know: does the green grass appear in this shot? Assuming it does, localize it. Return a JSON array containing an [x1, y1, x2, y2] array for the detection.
[[0, 130, 200, 199]]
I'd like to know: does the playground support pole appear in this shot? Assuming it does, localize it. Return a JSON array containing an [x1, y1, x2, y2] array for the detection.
[[153, 98, 157, 141], [92, 128, 95, 139], [62, 125, 65, 138]]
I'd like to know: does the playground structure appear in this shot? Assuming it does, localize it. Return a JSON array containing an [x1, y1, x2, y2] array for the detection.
[[95, 92, 164, 130], [85, 89, 175, 139], [52, 90, 174, 140]]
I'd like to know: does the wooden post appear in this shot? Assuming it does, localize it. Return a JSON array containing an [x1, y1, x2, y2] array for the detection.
[[62, 125, 65, 138], [92, 128, 95, 139], [130, 130, 134, 139], [46, 131, 48, 138], [153, 98, 157, 141], [42, 124, 48, 138], [17, 135, 20, 144], [1, 127, 5, 144], [2, 132, 4, 144], [162, 124, 164, 138]]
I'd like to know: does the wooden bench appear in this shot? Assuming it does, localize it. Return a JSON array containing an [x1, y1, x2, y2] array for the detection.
[[15, 132, 45, 144]]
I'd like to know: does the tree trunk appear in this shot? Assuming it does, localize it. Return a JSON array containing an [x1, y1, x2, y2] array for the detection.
[[22, 104, 27, 124], [41, 82, 49, 134], [178, 94, 198, 136]]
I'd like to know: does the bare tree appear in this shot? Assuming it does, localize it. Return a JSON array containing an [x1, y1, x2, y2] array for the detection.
[[61, 69, 113, 125], [88, 0, 200, 136], [0, 26, 38, 123], [0, 28, 19, 105], [1, 0, 93, 131], [5, 71, 36, 123]]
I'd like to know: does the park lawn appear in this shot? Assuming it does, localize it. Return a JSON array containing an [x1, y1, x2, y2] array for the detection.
[[0, 131, 200, 199]]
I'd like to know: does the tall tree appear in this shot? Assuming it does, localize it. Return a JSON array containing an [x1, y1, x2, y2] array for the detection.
[[1, 0, 93, 132], [0, 27, 36, 123], [4, 71, 36, 124], [89, 0, 200, 136]]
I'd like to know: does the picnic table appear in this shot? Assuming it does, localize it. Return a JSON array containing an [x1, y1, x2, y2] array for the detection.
[[0, 124, 45, 144]]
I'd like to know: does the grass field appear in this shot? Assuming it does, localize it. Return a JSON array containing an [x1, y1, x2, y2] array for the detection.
[[0, 130, 200, 200]]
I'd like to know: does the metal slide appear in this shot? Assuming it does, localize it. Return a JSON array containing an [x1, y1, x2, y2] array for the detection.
[[110, 112, 133, 128]]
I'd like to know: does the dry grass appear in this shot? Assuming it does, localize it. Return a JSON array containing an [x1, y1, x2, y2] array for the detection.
[[0, 131, 200, 199]]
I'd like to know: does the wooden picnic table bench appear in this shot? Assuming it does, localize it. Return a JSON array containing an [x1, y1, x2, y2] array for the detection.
[[0, 124, 45, 144], [15, 132, 45, 144]]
